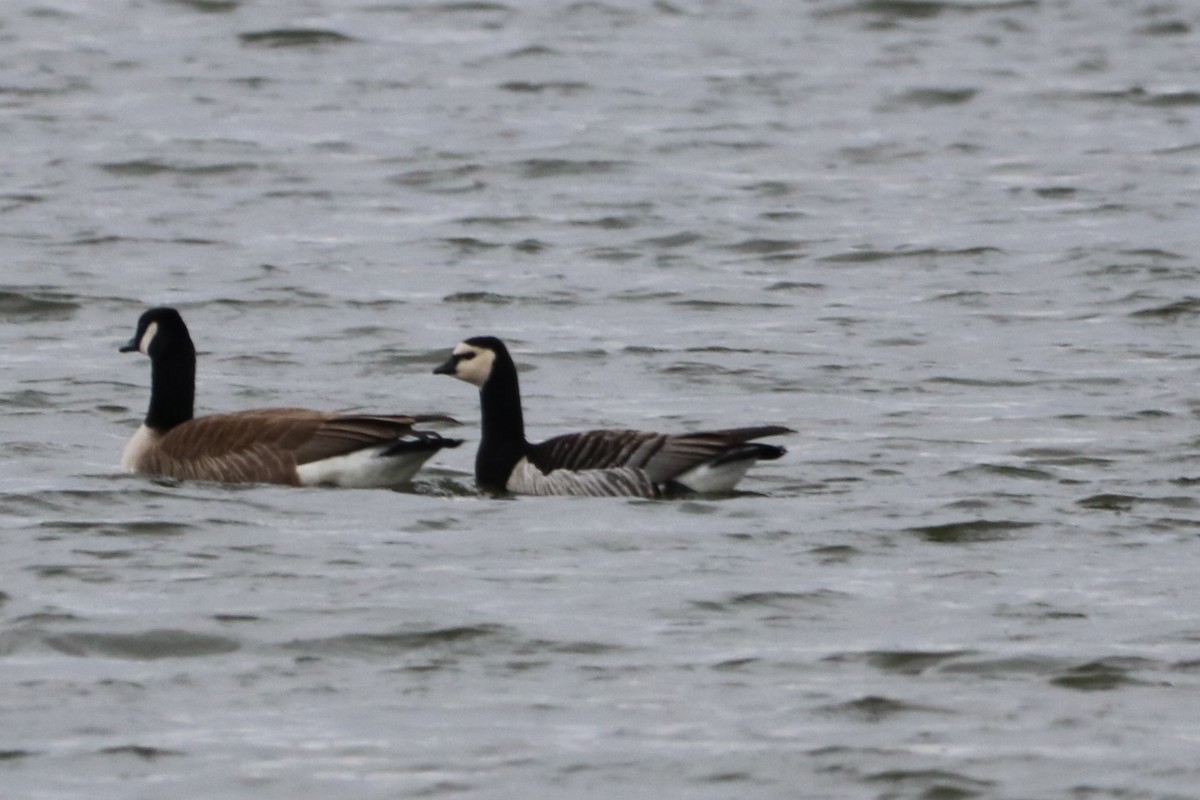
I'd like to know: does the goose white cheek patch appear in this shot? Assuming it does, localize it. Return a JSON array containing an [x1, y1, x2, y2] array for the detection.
[[138, 321, 159, 355], [455, 346, 495, 388]]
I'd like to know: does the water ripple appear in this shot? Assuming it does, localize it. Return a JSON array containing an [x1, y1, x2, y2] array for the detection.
[[238, 29, 356, 47], [1, 629, 242, 660], [0, 289, 79, 319], [283, 624, 511, 658], [906, 519, 1036, 543]]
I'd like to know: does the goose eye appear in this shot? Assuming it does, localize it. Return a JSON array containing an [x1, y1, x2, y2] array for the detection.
[[459, 352, 476, 361]]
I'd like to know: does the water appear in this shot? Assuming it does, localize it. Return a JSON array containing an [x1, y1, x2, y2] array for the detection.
[[3, 0, 1200, 797]]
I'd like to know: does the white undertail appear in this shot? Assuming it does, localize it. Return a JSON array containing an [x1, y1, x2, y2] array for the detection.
[[295, 446, 439, 489]]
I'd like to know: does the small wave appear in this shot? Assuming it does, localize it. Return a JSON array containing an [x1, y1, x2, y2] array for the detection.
[[284, 624, 510, 657], [940, 654, 1072, 676], [722, 238, 809, 256], [39, 629, 240, 660], [906, 519, 1035, 543], [0, 289, 79, 319], [99, 744, 184, 759], [168, 0, 237, 11], [809, 544, 860, 563], [1039, 86, 1200, 108], [97, 520, 197, 537], [1, 192, 44, 211], [99, 159, 258, 177], [522, 638, 627, 656], [710, 657, 759, 671], [1034, 186, 1078, 198], [927, 376, 1035, 387], [863, 768, 994, 796], [498, 81, 590, 94], [1078, 493, 1196, 511], [26, 518, 196, 538], [1130, 297, 1200, 319], [818, 695, 947, 721], [669, 299, 792, 310], [947, 463, 1056, 481], [425, 1, 513, 12], [818, 246, 1002, 264], [568, 214, 641, 229], [766, 281, 823, 292], [1050, 657, 1156, 691], [458, 214, 537, 227], [517, 159, 629, 179], [1137, 19, 1190, 36], [610, 290, 681, 303], [816, 0, 1036, 20], [388, 165, 485, 194], [926, 290, 989, 305], [443, 290, 518, 304], [863, 649, 973, 674], [886, 87, 978, 108], [726, 589, 849, 609], [0, 389, 60, 410], [638, 231, 704, 249], [1078, 493, 1138, 511], [440, 236, 504, 252], [1014, 448, 1113, 468], [1134, 89, 1200, 107], [503, 44, 558, 61], [238, 29, 356, 47]]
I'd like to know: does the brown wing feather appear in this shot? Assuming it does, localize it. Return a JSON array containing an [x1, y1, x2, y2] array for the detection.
[[294, 415, 431, 464]]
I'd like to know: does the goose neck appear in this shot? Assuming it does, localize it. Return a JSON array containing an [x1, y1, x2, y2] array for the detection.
[[145, 350, 195, 432], [479, 367, 525, 446]]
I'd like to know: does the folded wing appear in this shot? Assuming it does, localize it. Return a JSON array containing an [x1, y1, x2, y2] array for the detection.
[[527, 424, 793, 485], [144, 409, 457, 484]]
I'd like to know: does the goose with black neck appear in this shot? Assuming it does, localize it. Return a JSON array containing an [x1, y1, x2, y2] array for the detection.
[[434, 336, 791, 497], [121, 307, 461, 488]]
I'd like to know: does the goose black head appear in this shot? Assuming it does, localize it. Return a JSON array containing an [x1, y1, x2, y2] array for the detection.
[[434, 336, 509, 388], [120, 307, 194, 359]]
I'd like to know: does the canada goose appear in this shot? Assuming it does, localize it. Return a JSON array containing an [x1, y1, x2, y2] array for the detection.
[[120, 307, 461, 487], [433, 336, 792, 497]]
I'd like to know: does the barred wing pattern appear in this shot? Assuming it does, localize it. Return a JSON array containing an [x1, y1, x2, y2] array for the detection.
[[506, 459, 660, 498], [519, 425, 793, 497]]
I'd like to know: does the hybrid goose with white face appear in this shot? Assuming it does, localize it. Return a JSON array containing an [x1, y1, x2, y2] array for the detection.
[[434, 336, 792, 497], [120, 307, 461, 487]]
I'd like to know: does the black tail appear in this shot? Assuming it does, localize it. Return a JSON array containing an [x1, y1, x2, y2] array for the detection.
[[711, 442, 786, 466], [382, 432, 463, 456]]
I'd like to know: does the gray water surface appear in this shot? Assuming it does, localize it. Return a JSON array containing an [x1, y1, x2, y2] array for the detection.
[[3, 1, 1200, 798]]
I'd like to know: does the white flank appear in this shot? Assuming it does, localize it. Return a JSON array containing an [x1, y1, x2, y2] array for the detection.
[[674, 458, 756, 493], [296, 446, 437, 489], [121, 423, 161, 471]]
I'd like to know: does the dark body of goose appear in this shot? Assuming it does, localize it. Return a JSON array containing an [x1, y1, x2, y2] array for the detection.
[[433, 336, 792, 497], [120, 307, 461, 488]]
